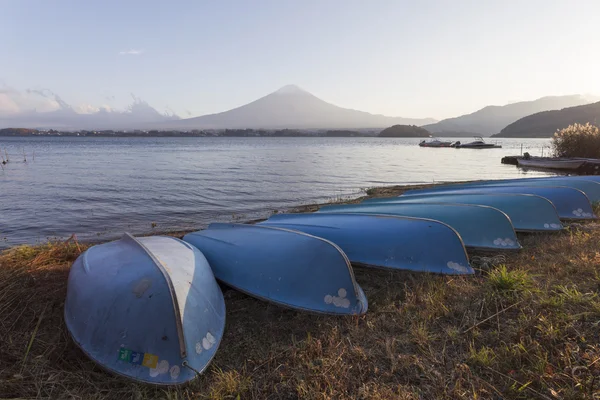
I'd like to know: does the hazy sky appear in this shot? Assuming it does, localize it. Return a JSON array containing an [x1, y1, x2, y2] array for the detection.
[[1, 0, 599, 119]]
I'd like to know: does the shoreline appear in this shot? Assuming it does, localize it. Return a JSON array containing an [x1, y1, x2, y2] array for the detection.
[[3, 181, 600, 398]]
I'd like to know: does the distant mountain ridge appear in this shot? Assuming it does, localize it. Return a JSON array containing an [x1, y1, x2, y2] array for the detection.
[[424, 95, 598, 137], [158, 85, 436, 130], [493, 101, 600, 138], [0, 99, 180, 130]]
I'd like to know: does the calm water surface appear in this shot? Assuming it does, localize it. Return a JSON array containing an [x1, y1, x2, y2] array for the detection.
[[0, 136, 554, 248]]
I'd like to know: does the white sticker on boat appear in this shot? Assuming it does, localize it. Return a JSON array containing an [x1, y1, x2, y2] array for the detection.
[[195, 342, 203, 354], [544, 223, 550, 228], [551, 223, 561, 229], [170, 365, 180, 380], [206, 332, 216, 344], [149, 359, 170, 377], [573, 210, 593, 218], [201, 332, 217, 350], [325, 288, 350, 308], [494, 237, 515, 247], [447, 261, 470, 273], [493, 238, 514, 247]]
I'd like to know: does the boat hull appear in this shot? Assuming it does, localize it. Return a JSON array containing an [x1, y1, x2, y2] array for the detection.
[[419, 142, 453, 147], [402, 185, 595, 220], [183, 223, 368, 315], [260, 213, 473, 274], [363, 193, 562, 232], [318, 203, 520, 251], [414, 177, 600, 202], [64, 234, 226, 385]]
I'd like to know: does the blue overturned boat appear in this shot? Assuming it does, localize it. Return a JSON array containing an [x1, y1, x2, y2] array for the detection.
[[363, 193, 563, 232], [572, 176, 600, 183], [183, 223, 368, 315], [64, 234, 225, 385], [260, 213, 473, 274], [317, 203, 520, 251], [402, 185, 595, 220], [417, 177, 600, 202]]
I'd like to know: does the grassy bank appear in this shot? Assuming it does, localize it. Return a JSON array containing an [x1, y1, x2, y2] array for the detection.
[[2, 185, 600, 399]]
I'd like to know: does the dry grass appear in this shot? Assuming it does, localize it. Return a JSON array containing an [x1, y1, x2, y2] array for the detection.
[[2, 201, 600, 398]]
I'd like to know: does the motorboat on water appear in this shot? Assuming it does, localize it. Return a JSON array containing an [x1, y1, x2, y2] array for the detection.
[[418, 138, 454, 147], [452, 136, 501, 149]]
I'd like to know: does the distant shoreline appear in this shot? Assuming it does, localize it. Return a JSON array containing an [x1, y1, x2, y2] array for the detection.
[[0, 127, 487, 138], [0, 128, 382, 138]]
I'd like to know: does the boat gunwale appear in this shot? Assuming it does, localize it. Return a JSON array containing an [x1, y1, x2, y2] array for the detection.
[[120, 233, 187, 358]]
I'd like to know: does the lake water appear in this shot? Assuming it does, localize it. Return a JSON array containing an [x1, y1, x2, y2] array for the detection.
[[0, 136, 555, 248]]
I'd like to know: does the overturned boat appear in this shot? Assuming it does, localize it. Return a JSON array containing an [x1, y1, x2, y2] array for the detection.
[[183, 223, 368, 315], [419, 177, 600, 202], [318, 202, 520, 251], [64, 234, 225, 385], [402, 185, 595, 220], [260, 213, 473, 274], [363, 193, 563, 232]]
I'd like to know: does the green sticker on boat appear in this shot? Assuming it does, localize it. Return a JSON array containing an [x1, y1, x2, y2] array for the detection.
[[118, 348, 132, 362], [118, 347, 158, 369]]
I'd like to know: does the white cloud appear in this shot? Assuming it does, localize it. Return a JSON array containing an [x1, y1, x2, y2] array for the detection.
[[119, 49, 144, 56], [0, 93, 20, 114], [74, 104, 101, 114], [0, 86, 62, 115]]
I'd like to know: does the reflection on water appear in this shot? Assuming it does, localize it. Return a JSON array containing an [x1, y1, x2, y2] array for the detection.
[[0, 136, 554, 247]]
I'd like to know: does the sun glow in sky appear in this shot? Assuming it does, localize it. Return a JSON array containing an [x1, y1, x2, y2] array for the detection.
[[1, 0, 598, 119]]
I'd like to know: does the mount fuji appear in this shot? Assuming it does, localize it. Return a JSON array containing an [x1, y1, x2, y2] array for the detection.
[[159, 85, 436, 130]]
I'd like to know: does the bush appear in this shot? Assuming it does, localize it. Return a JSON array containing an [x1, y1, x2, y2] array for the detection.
[[552, 123, 600, 158]]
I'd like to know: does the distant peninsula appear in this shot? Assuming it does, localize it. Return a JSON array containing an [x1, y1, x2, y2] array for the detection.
[[378, 125, 431, 137], [493, 101, 600, 138]]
